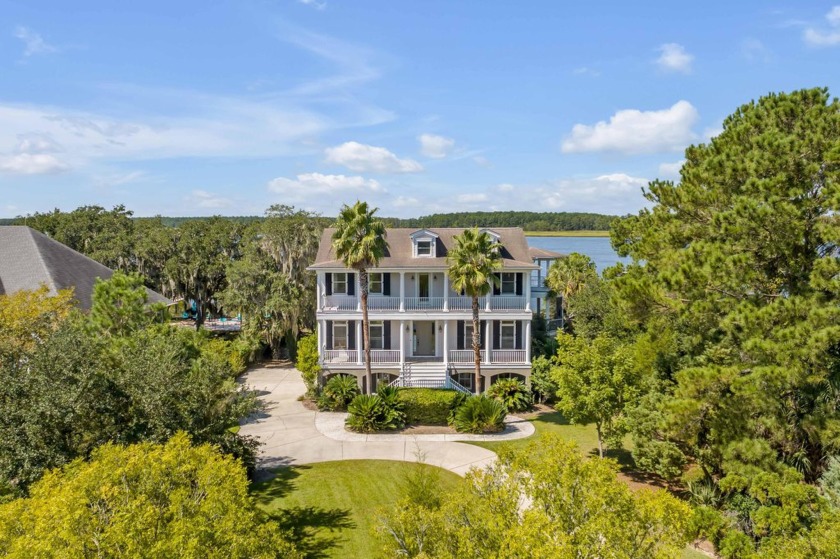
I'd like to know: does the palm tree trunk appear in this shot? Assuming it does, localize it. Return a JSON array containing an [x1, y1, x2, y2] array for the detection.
[[472, 296, 481, 394], [360, 268, 372, 394]]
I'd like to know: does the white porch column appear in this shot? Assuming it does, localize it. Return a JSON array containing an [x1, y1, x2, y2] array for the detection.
[[399, 319, 406, 370], [524, 272, 531, 311], [525, 319, 531, 363], [356, 320, 363, 364], [399, 272, 405, 312], [355, 273, 362, 311], [317, 320, 325, 361], [316, 273, 322, 310], [443, 274, 449, 311], [486, 320, 493, 364], [443, 320, 449, 366]]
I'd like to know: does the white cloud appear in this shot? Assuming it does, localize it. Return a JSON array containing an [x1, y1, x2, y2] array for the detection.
[[655, 43, 693, 73], [14, 26, 58, 57], [803, 6, 840, 46], [268, 173, 383, 203], [418, 134, 455, 159], [658, 160, 685, 179], [472, 155, 493, 168], [561, 100, 698, 154], [741, 38, 772, 62], [393, 195, 420, 208], [0, 153, 69, 175], [703, 123, 724, 141], [496, 183, 514, 192], [188, 189, 233, 209], [325, 141, 423, 173], [456, 193, 488, 203], [298, 0, 326, 10]]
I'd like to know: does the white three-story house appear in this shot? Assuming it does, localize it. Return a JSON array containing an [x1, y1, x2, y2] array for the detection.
[[308, 227, 542, 393]]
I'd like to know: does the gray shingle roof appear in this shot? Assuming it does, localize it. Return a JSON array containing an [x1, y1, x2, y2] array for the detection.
[[309, 227, 538, 270], [528, 246, 567, 260], [0, 226, 170, 310]]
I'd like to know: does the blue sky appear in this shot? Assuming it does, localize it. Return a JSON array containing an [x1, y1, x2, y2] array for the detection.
[[1, 1, 838, 218]]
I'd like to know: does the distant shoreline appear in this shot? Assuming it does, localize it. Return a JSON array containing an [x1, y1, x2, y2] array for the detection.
[[525, 230, 610, 237]]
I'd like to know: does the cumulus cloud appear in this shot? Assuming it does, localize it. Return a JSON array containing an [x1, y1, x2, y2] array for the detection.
[[418, 134, 455, 159], [561, 101, 698, 154], [0, 153, 69, 175], [14, 26, 58, 57], [324, 141, 423, 173], [655, 43, 693, 73], [658, 160, 685, 179], [803, 6, 840, 47], [188, 189, 233, 209], [268, 173, 383, 202]]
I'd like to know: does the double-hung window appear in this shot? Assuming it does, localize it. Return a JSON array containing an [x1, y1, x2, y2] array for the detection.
[[501, 272, 517, 295], [332, 272, 348, 295], [416, 240, 432, 256], [369, 272, 383, 295], [369, 321, 384, 350], [500, 321, 516, 349], [333, 321, 348, 349]]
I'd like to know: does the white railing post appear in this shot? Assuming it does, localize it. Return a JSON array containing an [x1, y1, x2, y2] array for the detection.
[[443, 274, 449, 311], [524, 272, 532, 311], [399, 272, 405, 312], [525, 320, 531, 363]]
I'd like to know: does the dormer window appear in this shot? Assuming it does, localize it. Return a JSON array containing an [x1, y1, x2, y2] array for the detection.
[[410, 229, 439, 258]]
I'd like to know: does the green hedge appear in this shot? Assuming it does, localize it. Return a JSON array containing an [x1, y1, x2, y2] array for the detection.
[[398, 388, 464, 425]]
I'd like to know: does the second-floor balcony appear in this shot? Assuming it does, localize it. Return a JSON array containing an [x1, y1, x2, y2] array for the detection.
[[320, 294, 528, 313]]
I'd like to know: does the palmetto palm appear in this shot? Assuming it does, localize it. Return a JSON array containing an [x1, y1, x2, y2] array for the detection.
[[544, 252, 597, 318], [447, 228, 502, 394], [332, 201, 388, 394]]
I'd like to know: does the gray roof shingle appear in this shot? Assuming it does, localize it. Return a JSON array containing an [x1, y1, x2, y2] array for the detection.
[[0, 226, 169, 310], [309, 227, 538, 270]]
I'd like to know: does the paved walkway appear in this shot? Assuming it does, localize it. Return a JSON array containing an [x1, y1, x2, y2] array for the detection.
[[239, 364, 515, 478]]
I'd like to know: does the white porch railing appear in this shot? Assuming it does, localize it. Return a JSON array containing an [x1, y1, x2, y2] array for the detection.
[[448, 349, 487, 363], [404, 297, 445, 311], [368, 350, 400, 363], [368, 296, 400, 311], [322, 349, 358, 363], [321, 295, 357, 311], [489, 296, 526, 311], [491, 350, 527, 363], [447, 296, 486, 311]]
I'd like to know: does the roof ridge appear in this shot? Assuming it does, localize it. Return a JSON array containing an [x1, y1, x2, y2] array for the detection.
[[22, 227, 59, 295]]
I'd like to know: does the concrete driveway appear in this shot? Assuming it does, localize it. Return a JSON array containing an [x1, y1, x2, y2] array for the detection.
[[239, 363, 499, 478]]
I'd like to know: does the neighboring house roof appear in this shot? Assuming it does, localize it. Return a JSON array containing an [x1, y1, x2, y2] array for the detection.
[[528, 246, 567, 260], [309, 227, 539, 270], [0, 226, 170, 310]]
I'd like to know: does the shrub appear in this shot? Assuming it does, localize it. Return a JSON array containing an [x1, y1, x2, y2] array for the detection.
[[295, 333, 321, 397], [317, 374, 359, 411], [346, 389, 406, 432], [530, 355, 558, 404], [399, 389, 462, 425], [487, 378, 532, 412], [451, 396, 506, 433]]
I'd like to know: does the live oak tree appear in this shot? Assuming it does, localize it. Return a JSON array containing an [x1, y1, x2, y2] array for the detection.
[[447, 228, 503, 394], [332, 201, 388, 394], [0, 434, 300, 558]]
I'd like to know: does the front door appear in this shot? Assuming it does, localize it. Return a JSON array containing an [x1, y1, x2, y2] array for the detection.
[[413, 321, 436, 356], [418, 273, 430, 300]]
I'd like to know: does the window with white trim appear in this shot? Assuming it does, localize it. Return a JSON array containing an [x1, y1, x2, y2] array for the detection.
[[369, 321, 384, 350], [416, 240, 432, 257], [500, 321, 516, 349], [369, 272, 383, 295], [333, 321, 348, 349], [501, 272, 517, 295], [332, 272, 348, 295]]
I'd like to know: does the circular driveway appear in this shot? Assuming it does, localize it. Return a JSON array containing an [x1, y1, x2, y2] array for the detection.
[[239, 364, 509, 478]]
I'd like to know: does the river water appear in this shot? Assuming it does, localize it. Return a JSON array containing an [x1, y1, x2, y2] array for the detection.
[[526, 236, 630, 272]]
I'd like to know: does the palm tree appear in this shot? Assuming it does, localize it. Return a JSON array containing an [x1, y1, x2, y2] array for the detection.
[[332, 201, 388, 394], [447, 228, 502, 394], [544, 252, 598, 322]]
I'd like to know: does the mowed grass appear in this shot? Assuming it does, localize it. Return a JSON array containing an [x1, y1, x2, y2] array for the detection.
[[468, 409, 634, 468], [525, 230, 611, 237], [252, 460, 463, 559]]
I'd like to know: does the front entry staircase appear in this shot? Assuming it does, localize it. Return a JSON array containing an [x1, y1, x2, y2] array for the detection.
[[389, 362, 471, 393]]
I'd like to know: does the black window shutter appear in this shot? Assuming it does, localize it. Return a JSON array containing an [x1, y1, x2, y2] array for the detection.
[[348, 320, 356, 349], [515, 321, 523, 349], [493, 273, 501, 295], [325, 273, 332, 296], [383, 273, 391, 296], [384, 320, 391, 349], [516, 273, 523, 296], [326, 320, 333, 349], [457, 320, 464, 350], [347, 273, 355, 295], [493, 321, 501, 350], [480, 320, 487, 349]]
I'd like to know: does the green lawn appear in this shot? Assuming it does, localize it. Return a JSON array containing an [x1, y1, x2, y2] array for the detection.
[[524, 230, 610, 237], [468, 409, 634, 468], [252, 460, 463, 559]]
